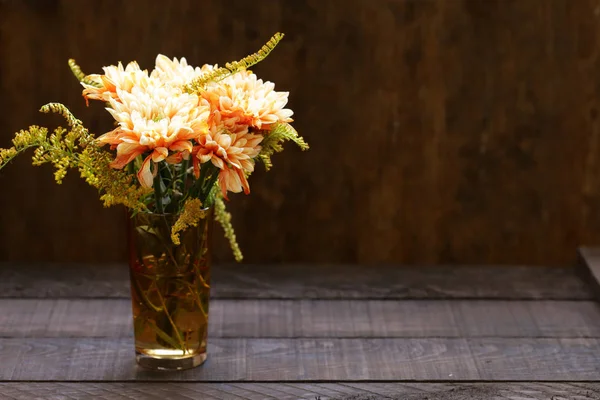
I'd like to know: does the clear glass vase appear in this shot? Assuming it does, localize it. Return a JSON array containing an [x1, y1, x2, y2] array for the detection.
[[126, 209, 213, 370]]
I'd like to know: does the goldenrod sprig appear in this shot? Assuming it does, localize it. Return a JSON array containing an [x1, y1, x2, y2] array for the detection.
[[215, 195, 243, 262], [185, 33, 284, 93], [40, 103, 83, 130], [68, 58, 101, 87], [258, 122, 309, 170], [0, 103, 148, 210], [78, 144, 150, 211], [0, 126, 48, 169], [171, 198, 208, 245]]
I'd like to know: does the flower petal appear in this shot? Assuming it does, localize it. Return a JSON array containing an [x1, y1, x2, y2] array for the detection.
[[152, 147, 168, 162], [109, 143, 146, 169], [137, 155, 154, 188], [169, 140, 193, 153], [97, 128, 122, 145], [165, 152, 184, 164], [193, 156, 201, 179], [211, 156, 225, 170], [237, 168, 250, 195]]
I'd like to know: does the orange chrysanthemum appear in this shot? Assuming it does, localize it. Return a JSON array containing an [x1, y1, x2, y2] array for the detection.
[[202, 69, 293, 131], [191, 112, 262, 198]]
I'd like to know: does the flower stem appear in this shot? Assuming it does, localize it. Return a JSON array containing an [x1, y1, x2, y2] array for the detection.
[[200, 168, 220, 206], [189, 162, 209, 199], [131, 274, 163, 313], [179, 158, 190, 211], [181, 158, 189, 191], [155, 283, 187, 354], [153, 163, 164, 214]]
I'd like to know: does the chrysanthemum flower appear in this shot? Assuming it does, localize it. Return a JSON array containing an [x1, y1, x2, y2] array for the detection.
[[82, 61, 150, 104], [97, 84, 210, 187], [151, 55, 205, 88], [202, 69, 293, 131], [191, 112, 262, 197]]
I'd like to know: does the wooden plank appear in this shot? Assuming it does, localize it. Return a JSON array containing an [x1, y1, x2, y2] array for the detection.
[[0, 299, 132, 337], [468, 337, 600, 381], [0, 262, 592, 299], [343, 382, 600, 400], [2, 382, 600, 400], [448, 300, 600, 338], [3, 298, 600, 339], [214, 264, 591, 300], [1, 337, 600, 381], [0, 263, 130, 298]]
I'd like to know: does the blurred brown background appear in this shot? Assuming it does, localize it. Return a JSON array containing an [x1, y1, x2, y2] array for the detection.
[[1, 0, 599, 265]]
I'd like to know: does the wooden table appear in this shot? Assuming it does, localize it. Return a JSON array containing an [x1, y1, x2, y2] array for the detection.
[[2, 250, 600, 399]]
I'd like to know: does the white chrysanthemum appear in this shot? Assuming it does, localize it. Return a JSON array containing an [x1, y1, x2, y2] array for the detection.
[[151, 55, 207, 87], [97, 85, 210, 187], [82, 61, 150, 103]]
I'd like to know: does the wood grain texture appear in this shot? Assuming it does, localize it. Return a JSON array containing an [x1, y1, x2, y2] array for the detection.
[[1, 337, 600, 381], [2, 382, 600, 400], [2, 0, 600, 265], [0, 262, 592, 299], [3, 298, 600, 339]]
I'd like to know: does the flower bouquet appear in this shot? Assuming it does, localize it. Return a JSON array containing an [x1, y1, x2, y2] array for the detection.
[[0, 33, 308, 370]]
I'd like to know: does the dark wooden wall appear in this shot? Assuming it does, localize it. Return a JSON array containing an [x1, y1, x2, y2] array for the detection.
[[1, 0, 599, 265]]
